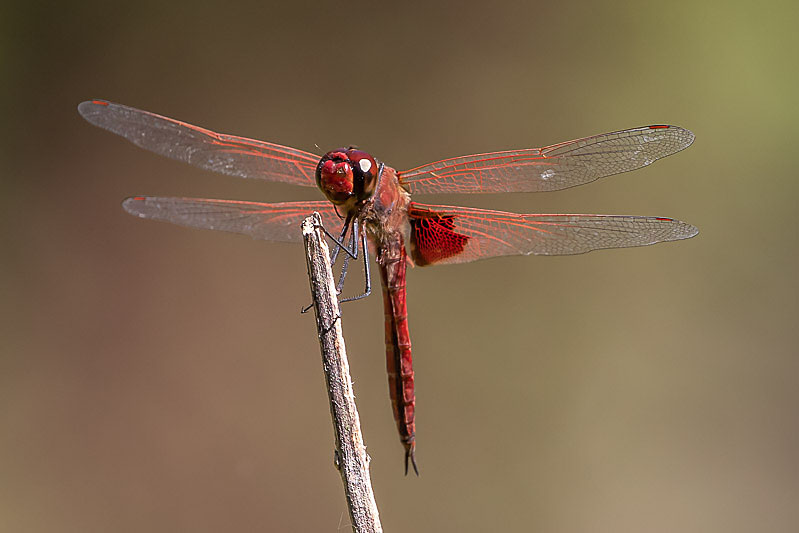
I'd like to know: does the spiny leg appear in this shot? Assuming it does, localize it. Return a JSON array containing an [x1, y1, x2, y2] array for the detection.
[[302, 216, 372, 313], [335, 219, 359, 293], [339, 226, 371, 304], [301, 215, 353, 314], [324, 213, 357, 262]]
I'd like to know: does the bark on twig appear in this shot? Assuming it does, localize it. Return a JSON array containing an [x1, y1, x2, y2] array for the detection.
[[301, 213, 382, 533]]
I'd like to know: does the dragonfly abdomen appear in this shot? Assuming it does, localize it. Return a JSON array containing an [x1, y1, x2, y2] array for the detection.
[[378, 234, 417, 475]]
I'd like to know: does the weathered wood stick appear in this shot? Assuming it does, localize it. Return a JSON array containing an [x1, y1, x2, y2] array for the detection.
[[301, 213, 382, 533]]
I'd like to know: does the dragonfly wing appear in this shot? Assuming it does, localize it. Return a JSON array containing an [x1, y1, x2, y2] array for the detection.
[[400, 125, 694, 194], [79, 100, 319, 186], [408, 202, 698, 266], [123, 197, 339, 243]]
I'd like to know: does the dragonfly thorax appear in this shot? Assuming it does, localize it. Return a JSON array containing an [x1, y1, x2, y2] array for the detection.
[[315, 148, 378, 208]]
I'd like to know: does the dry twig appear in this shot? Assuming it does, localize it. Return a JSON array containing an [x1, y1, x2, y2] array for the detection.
[[302, 213, 382, 533]]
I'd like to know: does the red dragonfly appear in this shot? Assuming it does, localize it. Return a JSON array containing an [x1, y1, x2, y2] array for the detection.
[[79, 99, 697, 475]]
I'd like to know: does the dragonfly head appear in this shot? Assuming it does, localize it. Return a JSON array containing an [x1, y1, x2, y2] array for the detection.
[[316, 148, 378, 207]]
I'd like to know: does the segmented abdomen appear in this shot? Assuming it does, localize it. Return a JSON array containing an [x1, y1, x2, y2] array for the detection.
[[378, 234, 416, 474]]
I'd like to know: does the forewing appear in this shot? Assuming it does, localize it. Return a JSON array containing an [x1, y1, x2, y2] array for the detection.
[[408, 203, 698, 266], [79, 100, 319, 186], [400, 125, 694, 194], [123, 198, 340, 243]]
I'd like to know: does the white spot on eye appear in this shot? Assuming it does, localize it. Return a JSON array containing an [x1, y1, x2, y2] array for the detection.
[[359, 158, 372, 173], [541, 169, 555, 180]]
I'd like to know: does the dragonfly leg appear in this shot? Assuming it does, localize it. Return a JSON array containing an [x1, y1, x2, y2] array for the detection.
[[340, 228, 372, 304], [323, 215, 358, 261], [301, 216, 354, 314], [336, 253, 351, 294], [327, 217, 349, 265], [320, 313, 342, 335], [335, 220, 359, 293], [304, 221, 370, 313]]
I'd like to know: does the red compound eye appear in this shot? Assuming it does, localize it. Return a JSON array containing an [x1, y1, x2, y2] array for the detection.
[[315, 148, 378, 205]]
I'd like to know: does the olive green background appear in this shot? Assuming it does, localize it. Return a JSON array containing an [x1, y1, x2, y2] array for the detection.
[[2, 1, 797, 531]]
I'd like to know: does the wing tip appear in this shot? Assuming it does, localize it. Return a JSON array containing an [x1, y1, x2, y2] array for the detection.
[[78, 99, 111, 119], [122, 196, 150, 218], [673, 125, 695, 151], [662, 217, 699, 240], [682, 221, 700, 239], [648, 124, 695, 151]]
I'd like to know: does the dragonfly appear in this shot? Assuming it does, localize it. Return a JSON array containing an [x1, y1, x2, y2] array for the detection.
[[79, 99, 698, 475]]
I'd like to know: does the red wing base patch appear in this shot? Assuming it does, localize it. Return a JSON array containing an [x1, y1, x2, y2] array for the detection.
[[408, 204, 470, 266]]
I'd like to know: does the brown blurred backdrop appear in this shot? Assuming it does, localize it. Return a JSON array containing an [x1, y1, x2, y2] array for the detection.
[[2, 1, 797, 531]]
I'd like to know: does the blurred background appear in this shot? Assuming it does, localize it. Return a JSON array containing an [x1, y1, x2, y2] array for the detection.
[[2, 1, 797, 531]]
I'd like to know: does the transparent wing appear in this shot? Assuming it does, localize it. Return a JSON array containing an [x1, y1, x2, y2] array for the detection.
[[79, 100, 319, 186], [400, 125, 694, 194], [408, 202, 698, 266], [122, 197, 340, 242]]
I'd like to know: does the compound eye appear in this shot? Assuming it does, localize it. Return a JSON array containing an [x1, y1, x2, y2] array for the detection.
[[315, 150, 355, 205], [346, 150, 378, 199]]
